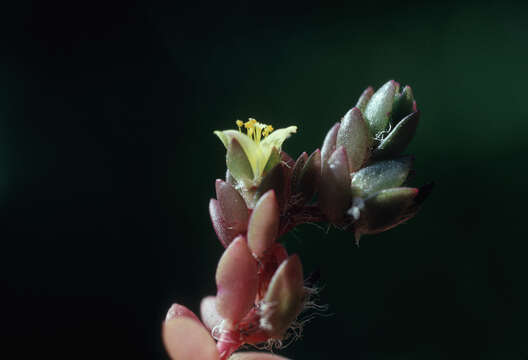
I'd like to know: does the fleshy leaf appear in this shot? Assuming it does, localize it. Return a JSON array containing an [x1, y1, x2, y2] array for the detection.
[[290, 152, 308, 193], [354, 187, 418, 235], [321, 122, 340, 168], [215, 179, 249, 229], [350, 156, 413, 196], [215, 236, 258, 323], [374, 111, 420, 159], [261, 255, 305, 338], [247, 190, 279, 259], [163, 317, 219, 360], [356, 86, 374, 113], [256, 163, 289, 212], [336, 107, 372, 172], [391, 85, 415, 126], [298, 148, 321, 202], [229, 352, 291, 360], [364, 80, 398, 135], [200, 296, 223, 331], [318, 146, 351, 223], [165, 303, 201, 323], [209, 199, 235, 248]]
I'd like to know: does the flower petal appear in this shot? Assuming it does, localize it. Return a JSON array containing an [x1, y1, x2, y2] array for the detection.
[[214, 130, 262, 178], [259, 126, 297, 171]]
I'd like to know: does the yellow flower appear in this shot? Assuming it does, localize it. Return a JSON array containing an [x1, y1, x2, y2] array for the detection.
[[214, 118, 297, 183]]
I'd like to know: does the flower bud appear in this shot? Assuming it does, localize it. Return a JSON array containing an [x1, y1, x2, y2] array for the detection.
[[373, 111, 420, 159], [260, 255, 305, 339], [364, 80, 398, 135], [336, 107, 372, 172], [247, 190, 280, 259], [319, 146, 351, 223], [350, 156, 413, 197], [216, 236, 258, 323]]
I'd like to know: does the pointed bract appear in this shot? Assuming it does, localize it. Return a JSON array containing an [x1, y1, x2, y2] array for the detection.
[[215, 236, 258, 323], [336, 107, 372, 172], [247, 190, 280, 259], [364, 80, 398, 135]]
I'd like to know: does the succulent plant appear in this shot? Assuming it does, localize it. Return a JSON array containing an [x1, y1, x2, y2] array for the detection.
[[163, 80, 432, 360]]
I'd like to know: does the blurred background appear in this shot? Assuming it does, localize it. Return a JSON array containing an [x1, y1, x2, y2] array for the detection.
[[2, 0, 527, 359]]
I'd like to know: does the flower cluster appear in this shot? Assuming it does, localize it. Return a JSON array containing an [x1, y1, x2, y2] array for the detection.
[[163, 80, 432, 360]]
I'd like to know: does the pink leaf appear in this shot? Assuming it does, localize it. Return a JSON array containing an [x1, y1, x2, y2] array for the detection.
[[163, 317, 219, 360]]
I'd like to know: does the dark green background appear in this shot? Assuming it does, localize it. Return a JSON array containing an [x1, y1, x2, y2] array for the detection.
[[2, 1, 527, 359]]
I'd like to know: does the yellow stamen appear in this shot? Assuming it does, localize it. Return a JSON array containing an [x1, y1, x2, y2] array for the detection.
[[236, 120, 243, 132], [262, 125, 274, 137], [235, 118, 275, 143]]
